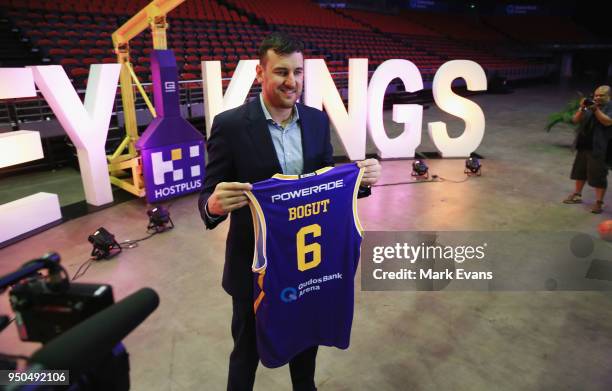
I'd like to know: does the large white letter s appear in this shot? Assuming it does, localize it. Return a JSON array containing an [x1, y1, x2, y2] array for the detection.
[[428, 60, 487, 157]]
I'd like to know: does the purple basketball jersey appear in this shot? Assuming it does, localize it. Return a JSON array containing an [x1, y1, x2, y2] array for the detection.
[[245, 163, 364, 368]]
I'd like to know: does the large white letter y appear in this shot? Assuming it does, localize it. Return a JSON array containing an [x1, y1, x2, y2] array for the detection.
[[30, 64, 121, 206]]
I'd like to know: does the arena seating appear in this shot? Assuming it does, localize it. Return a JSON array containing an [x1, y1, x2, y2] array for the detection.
[[0, 0, 579, 90], [398, 10, 506, 42], [278, 25, 445, 78], [482, 15, 593, 44], [339, 9, 538, 76], [339, 9, 440, 36], [225, 0, 366, 30], [0, 0, 265, 88]]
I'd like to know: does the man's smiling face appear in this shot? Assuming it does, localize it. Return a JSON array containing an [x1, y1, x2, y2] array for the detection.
[[257, 49, 304, 110]]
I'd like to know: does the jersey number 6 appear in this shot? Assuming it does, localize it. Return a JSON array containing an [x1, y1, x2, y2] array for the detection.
[[297, 224, 321, 271]]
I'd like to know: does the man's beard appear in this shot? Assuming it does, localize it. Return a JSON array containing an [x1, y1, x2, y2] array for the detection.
[[279, 99, 296, 108], [279, 91, 299, 107]]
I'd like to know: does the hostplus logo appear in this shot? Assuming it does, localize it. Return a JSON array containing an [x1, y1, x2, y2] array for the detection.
[[150, 143, 203, 200]]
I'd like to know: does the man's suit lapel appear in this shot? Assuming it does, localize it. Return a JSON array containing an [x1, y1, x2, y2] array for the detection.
[[246, 98, 282, 174]]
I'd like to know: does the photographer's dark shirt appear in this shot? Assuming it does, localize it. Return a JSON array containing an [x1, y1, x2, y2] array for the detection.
[[576, 113, 594, 150], [575, 102, 612, 155]]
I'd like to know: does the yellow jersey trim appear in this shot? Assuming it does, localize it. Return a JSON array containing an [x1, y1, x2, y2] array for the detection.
[[245, 190, 268, 273], [253, 271, 265, 314], [352, 165, 365, 237]]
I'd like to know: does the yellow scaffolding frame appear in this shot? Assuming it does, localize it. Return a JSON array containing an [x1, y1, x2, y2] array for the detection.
[[108, 0, 186, 197]]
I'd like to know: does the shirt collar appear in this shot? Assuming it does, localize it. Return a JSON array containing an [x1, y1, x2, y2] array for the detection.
[[259, 93, 299, 126]]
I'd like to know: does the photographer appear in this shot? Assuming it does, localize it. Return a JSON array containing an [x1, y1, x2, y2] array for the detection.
[[563, 85, 612, 213]]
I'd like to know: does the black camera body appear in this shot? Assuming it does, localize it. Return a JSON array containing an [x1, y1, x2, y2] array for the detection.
[[583, 97, 594, 107], [1, 253, 134, 390], [10, 279, 114, 343]]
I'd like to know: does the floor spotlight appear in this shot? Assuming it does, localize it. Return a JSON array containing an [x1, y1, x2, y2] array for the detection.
[[88, 227, 122, 260], [465, 157, 482, 176], [412, 159, 429, 179], [147, 206, 174, 233]]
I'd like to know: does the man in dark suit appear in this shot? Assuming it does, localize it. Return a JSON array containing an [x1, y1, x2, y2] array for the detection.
[[198, 32, 381, 391]]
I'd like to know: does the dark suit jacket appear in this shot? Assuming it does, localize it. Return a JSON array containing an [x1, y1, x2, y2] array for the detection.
[[198, 98, 334, 299]]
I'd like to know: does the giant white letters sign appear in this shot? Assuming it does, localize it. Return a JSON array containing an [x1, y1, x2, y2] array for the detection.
[[202, 58, 487, 159], [30, 64, 121, 205], [367, 59, 424, 159], [202, 59, 258, 137], [1, 58, 486, 245], [0, 68, 61, 245], [0, 65, 120, 245], [304, 58, 368, 160], [427, 60, 487, 157]]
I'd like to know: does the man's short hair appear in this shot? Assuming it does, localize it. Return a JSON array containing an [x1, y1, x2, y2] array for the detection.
[[258, 32, 304, 66], [598, 85, 611, 96]]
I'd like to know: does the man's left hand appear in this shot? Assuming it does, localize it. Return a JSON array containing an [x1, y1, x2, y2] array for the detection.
[[357, 158, 381, 186]]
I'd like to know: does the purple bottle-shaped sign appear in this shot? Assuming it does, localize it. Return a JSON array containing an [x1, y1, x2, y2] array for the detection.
[[136, 50, 205, 203]]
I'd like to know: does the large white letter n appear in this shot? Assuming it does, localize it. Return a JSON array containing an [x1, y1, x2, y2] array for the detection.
[[304, 58, 368, 161], [30, 64, 121, 206]]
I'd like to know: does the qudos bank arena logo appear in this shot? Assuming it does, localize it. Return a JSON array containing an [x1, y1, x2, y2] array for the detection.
[[280, 287, 298, 303]]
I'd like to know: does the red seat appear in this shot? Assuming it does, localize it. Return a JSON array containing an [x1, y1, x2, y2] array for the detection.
[[181, 72, 198, 80], [88, 48, 107, 56], [60, 58, 79, 66], [184, 63, 200, 72], [69, 48, 86, 56], [132, 64, 147, 72], [49, 48, 68, 56], [70, 67, 89, 77]]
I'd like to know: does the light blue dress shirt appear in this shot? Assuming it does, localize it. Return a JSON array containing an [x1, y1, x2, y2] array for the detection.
[[259, 94, 304, 175]]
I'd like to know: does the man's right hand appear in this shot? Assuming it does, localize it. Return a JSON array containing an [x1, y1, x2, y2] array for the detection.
[[207, 182, 253, 216]]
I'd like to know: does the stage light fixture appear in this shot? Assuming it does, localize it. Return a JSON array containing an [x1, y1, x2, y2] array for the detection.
[[464, 157, 482, 176], [147, 206, 174, 233], [411, 159, 429, 179], [88, 227, 121, 260]]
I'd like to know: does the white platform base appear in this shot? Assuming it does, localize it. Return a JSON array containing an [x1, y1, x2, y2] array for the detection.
[[0, 130, 44, 168], [0, 192, 62, 246]]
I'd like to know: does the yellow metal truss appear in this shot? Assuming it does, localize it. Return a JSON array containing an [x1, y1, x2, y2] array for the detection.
[[108, 0, 186, 197]]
